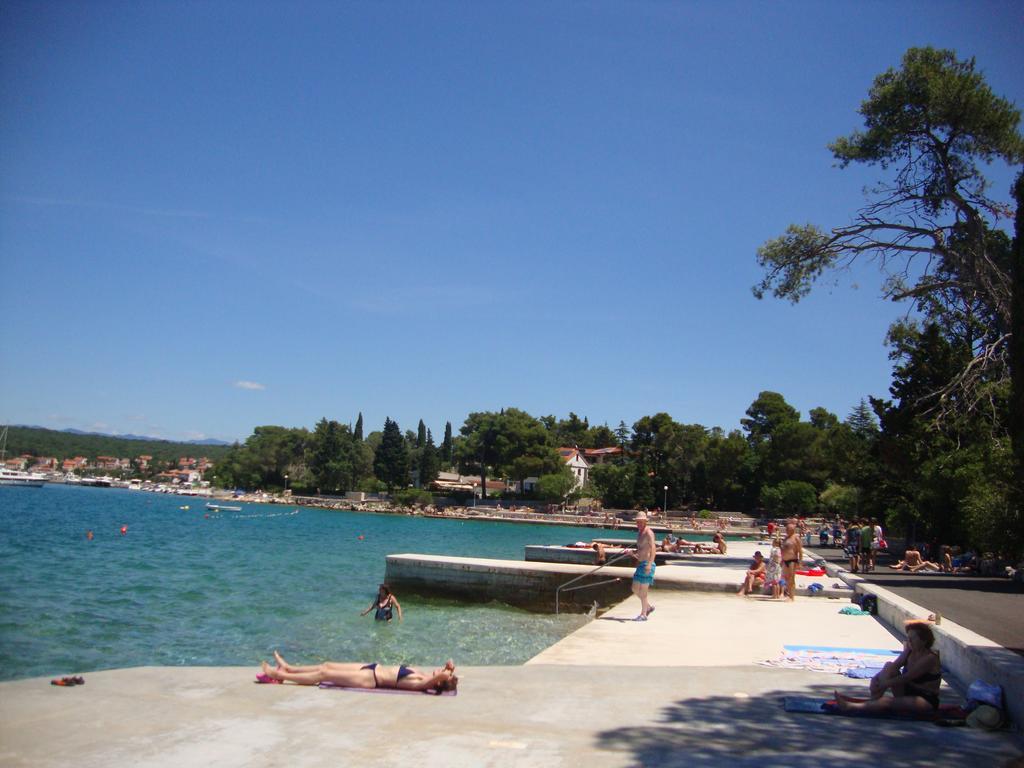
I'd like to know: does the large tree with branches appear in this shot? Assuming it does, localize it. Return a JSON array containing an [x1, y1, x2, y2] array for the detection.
[[754, 47, 1023, 423]]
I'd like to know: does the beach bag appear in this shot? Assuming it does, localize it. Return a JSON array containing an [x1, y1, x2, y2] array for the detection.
[[966, 680, 1004, 710], [860, 594, 878, 615]]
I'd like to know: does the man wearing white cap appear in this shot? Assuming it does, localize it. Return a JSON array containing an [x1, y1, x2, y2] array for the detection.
[[631, 511, 657, 620]]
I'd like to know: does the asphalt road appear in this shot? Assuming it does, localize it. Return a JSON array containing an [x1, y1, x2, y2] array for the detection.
[[811, 545, 1024, 656]]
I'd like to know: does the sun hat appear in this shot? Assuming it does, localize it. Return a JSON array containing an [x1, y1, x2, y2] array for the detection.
[[966, 704, 1004, 731], [635, 511, 648, 521]]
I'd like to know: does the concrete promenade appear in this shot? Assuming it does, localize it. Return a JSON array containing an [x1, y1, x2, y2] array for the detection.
[[2, 541, 1022, 767], [811, 545, 1024, 655]]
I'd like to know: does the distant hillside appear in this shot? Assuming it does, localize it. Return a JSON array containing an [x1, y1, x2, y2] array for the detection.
[[58, 428, 230, 446], [2, 426, 235, 463]]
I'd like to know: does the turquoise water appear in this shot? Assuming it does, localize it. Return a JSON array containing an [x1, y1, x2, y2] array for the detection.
[[0, 485, 622, 681]]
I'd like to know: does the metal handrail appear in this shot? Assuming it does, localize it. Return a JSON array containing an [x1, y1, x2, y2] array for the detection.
[[554, 551, 633, 614]]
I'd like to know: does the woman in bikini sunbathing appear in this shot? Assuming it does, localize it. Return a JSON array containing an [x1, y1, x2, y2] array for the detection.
[[258, 651, 457, 693], [834, 620, 941, 715]]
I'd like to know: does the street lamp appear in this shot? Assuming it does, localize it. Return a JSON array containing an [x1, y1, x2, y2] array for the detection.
[[284, 474, 289, 493], [663, 485, 668, 514]]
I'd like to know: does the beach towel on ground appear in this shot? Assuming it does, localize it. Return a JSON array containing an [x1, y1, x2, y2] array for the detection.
[[845, 666, 884, 679], [318, 682, 457, 696], [783, 697, 966, 722], [759, 646, 900, 675]]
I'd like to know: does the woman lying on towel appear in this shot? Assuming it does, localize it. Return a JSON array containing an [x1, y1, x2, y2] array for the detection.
[[259, 651, 458, 693], [834, 620, 941, 715]]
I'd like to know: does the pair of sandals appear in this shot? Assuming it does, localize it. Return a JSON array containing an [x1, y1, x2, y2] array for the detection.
[[633, 604, 656, 621], [51, 676, 84, 686]]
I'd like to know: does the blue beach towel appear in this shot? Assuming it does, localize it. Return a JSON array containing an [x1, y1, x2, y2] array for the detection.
[[784, 697, 830, 713], [783, 645, 900, 656], [845, 666, 884, 679]]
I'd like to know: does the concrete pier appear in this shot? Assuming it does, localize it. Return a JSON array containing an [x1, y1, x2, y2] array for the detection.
[[385, 545, 852, 612], [384, 553, 634, 611]]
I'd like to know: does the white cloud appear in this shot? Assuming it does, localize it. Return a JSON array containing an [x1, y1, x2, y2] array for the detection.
[[234, 380, 266, 391]]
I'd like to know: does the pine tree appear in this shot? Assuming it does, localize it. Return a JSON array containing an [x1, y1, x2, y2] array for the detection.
[[614, 420, 631, 447], [373, 418, 409, 491], [354, 412, 364, 442], [441, 421, 453, 466], [419, 429, 440, 489], [417, 419, 426, 448], [845, 399, 879, 438]]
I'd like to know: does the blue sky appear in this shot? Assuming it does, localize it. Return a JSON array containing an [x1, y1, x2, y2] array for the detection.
[[1, 1, 1021, 443]]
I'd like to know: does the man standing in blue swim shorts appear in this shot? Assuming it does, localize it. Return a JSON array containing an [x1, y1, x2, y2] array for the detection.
[[631, 511, 657, 621]]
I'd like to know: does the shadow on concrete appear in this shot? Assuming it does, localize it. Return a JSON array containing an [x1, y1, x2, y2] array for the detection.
[[593, 681, 1024, 768]]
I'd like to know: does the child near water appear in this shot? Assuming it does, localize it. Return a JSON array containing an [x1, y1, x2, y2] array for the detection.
[[765, 538, 783, 599]]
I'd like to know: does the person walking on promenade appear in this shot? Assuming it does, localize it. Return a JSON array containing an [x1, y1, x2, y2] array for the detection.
[[781, 520, 803, 602], [630, 511, 657, 621], [846, 520, 861, 573], [860, 519, 875, 572]]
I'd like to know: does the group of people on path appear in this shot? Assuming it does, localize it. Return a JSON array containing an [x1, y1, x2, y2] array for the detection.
[[844, 518, 886, 573], [632, 514, 947, 716], [737, 521, 804, 600]]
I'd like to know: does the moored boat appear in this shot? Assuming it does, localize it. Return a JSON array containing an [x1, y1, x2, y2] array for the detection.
[[0, 467, 47, 487], [205, 502, 242, 512], [0, 427, 46, 487]]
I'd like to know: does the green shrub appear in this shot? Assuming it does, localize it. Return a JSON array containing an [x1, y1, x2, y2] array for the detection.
[[395, 488, 433, 506]]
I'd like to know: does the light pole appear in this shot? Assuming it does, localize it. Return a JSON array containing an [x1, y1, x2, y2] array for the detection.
[[284, 474, 289, 494], [663, 485, 668, 514]]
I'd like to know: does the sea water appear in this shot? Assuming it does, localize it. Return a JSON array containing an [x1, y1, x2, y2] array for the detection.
[[0, 485, 635, 681]]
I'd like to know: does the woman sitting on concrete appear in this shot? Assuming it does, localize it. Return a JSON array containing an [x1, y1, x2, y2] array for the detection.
[[737, 551, 766, 596], [258, 651, 457, 693], [834, 620, 941, 715]]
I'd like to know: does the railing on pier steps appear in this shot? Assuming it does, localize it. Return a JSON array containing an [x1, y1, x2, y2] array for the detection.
[[384, 553, 633, 613]]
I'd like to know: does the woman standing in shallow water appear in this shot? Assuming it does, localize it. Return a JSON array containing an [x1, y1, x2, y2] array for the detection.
[[361, 584, 403, 622], [260, 651, 457, 693]]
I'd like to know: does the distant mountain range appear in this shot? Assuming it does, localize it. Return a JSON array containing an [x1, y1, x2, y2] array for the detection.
[[18, 426, 231, 446]]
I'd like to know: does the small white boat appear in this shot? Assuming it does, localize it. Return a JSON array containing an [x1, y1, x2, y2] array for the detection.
[[0, 427, 46, 487], [205, 502, 242, 512]]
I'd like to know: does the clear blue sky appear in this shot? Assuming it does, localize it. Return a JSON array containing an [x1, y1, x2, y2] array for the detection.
[[1, 1, 1021, 443]]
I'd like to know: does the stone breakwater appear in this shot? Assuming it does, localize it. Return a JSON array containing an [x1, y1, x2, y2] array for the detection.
[[234, 492, 763, 535]]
